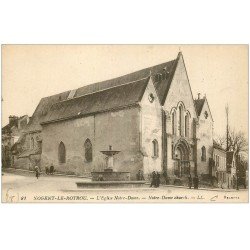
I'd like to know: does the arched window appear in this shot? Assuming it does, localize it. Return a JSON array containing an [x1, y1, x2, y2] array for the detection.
[[179, 105, 183, 136], [31, 137, 34, 149], [201, 146, 206, 161], [84, 139, 92, 162], [152, 139, 159, 158], [172, 111, 176, 135], [58, 141, 66, 163], [185, 114, 189, 137]]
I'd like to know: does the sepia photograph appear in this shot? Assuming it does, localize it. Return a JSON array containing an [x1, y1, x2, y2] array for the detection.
[[1, 1, 250, 250], [1, 45, 248, 203]]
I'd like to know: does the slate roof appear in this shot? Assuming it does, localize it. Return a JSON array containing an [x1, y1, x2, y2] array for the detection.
[[26, 53, 181, 131], [227, 151, 234, 165], [74, 57, 178, 104], [25, 91, 71, 132], [41, 78, 149, 124], [194, 98, 205, 116]]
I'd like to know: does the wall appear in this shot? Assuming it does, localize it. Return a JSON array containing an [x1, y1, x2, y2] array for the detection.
[[95, 107, 142, 179], [140, 77, 163, 176], [13, 157, 30, 170], [17, 131, 41, 153], [213, 147, 228, 188], [14, 154, 41, 170], [213, 148, 226, 173], [163, 54, 197, 177], [196, 99, 213, 175], [41, 107, 142, 179], [12, 131, 42, 170]]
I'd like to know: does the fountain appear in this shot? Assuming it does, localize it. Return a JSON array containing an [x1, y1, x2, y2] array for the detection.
[[91, 145, 130, 181], [76, 145, 146, 189]]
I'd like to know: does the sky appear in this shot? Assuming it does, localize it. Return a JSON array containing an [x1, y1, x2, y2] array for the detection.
[[1, 45, 248, 137]]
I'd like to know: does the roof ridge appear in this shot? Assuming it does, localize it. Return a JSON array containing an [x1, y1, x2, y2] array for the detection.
[[79, 59, 176, 87], [42, 59, 176, 100]]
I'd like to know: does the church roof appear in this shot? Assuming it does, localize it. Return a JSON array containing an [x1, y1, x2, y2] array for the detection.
[[41, 77, 149, 125], [194, 98, 205, 116], [74, 57, 178, 105], [26, 53, 180, 131], [25, 91, 71, 132]]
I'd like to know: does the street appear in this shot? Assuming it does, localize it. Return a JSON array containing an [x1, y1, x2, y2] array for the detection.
[[1, 173, 248, 203]]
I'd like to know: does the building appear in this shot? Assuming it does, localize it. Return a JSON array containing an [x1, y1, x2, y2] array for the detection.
[[11, 52, 215, 183], [213, 141, 228, 188], [194, 95, 214, 182], [227, 151, 237, 188], [2, 115, 29, 168]]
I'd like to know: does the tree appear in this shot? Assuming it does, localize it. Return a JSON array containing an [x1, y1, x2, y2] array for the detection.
[[228, 129, 248, 155], [214, 135, 226, 149]]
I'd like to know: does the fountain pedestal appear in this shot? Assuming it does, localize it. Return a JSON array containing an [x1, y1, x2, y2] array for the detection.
[[91, 170, 130, 181], [76, 145, 146, 189], [91, 145, 130, 181]]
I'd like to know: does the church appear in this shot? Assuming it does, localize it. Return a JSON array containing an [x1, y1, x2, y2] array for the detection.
[[12, 52, 214, 183]]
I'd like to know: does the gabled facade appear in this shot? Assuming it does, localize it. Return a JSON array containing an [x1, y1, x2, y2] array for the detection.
[[194, 96, 214, 177], [160, 53, 198, 184]]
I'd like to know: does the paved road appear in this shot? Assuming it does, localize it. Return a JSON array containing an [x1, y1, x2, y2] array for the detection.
[[1, 173, 248, 203]]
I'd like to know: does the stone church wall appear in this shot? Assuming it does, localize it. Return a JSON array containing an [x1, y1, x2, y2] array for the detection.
[[163, 54, 197, 177], [41, 106, 142, 179], [196, 100, 213, 176], [140, 78, 163, 176]]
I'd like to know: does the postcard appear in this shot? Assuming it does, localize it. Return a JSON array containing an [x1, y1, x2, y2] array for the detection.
[[1, 45, 248, 203]]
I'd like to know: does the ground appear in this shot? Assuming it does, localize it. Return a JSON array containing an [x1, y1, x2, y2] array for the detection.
[[1, 172, 248, 203]]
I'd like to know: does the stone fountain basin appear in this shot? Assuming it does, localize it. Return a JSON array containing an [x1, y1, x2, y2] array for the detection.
[[76, 181, 146, 189], [91, 171, 130, 181]]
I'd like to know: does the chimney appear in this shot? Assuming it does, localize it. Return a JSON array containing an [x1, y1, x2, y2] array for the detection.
[[197, 93, 201, 100], [9, 115, 18, 125]]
